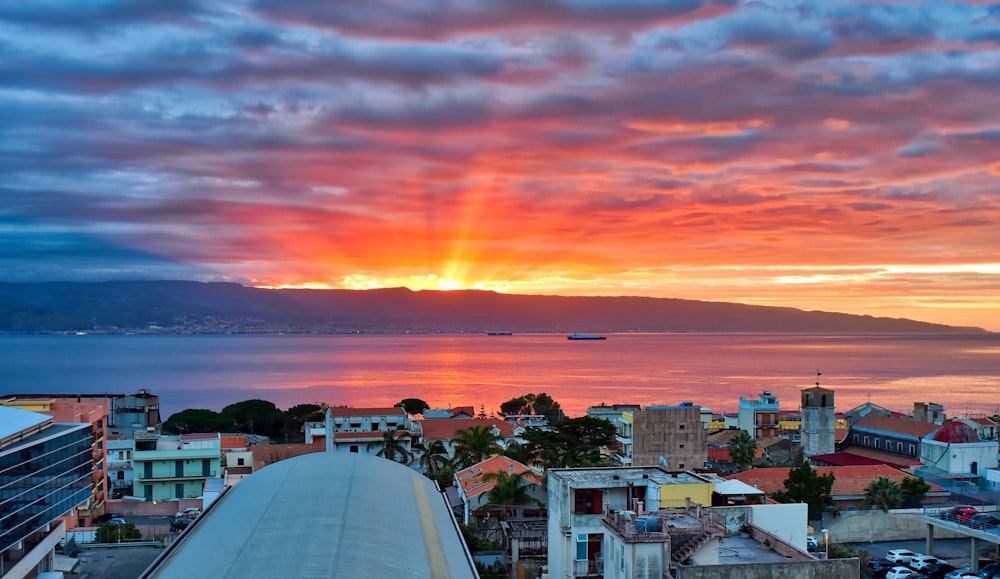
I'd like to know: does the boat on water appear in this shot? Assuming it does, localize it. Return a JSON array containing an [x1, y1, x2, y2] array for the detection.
[[567, 333, 606, 340], [486, 331, 513, 336]]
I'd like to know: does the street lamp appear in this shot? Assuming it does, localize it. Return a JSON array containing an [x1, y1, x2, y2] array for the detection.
[[821, 528, 829, 559]]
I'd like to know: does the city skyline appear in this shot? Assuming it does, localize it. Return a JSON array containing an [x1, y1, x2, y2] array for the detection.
[[2, 1, 999, 330]]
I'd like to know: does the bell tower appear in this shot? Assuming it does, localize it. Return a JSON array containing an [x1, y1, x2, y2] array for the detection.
[[801, 371, 835, 459]]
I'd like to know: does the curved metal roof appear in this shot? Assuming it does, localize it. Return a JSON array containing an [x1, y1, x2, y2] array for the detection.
[[143, 451, 478, 579]]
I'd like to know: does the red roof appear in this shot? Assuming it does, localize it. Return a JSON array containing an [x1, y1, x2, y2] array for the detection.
[[837, 446, 920, 468], [854, 415, 938, 438], [455, 456, 542, 499], [932, 421, 980, 443], [809, 452, 886, 467], [220, 435, 246, 450], [728, 465, 946, 497]]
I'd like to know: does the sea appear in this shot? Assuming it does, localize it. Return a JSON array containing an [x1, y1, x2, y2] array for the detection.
[[1, 333, 998, 420]]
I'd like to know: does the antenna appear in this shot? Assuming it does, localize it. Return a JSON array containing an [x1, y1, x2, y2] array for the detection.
[[815, 369, 821, 387]]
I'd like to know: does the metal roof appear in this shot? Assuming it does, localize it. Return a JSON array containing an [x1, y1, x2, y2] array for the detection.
[[0, 405, 52, 439], [549, 466, 709, 485], [141, 451, 478, 579]]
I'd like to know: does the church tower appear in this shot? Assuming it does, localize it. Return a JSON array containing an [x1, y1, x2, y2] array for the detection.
[[801, 371, 835, 459]]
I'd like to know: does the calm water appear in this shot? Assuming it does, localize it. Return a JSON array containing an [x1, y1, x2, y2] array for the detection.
[[1, 333, 998, 420]]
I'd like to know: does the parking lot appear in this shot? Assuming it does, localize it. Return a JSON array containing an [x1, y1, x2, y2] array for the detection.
[[65, 545, 163, 579]]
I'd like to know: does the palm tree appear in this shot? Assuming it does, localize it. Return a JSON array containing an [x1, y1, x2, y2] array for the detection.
[[728, 430, 757, 472], [454, 424, 501, 468], [478, 470, 543, 521], [415, 439, 452, 477], [374, 431, 411, 465], [864, 476, 903, 512]]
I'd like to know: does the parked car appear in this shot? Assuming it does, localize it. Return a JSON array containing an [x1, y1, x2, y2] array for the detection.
[[939, 506, 979, 524], [105, 517, 127, 526], [95, 512, 125, 524], [978, 562, 1000, 578], [870, 559, 899, 578], [175, 507, 201, 520], [967, 514, 1000, 529], [806, 535, 818, 551], [943, 566, 980, 579], [912, 555, 950, 571], [919, 563, 957, 579], [887, 566, 921, 579], [887, 550, 922, 564]]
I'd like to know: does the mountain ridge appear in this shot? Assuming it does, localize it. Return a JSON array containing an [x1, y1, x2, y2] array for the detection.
[[0, 280, 987, 334]]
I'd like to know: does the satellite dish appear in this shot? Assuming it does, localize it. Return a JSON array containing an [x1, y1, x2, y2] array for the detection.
[[658, 456, 669, 468]]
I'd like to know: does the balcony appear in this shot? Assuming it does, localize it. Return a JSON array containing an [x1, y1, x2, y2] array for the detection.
[[134, 431, 159, 441], [572, 559, 603, 577]]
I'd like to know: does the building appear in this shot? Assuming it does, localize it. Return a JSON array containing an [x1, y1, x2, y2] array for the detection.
[[139, 451, 478, 578], [728, 464, 949, 512], [919, 420, 998, 477], [631, 404, 707, 471], [454, 455, 545, 525], [1, 393, 112, 526], [913, 402, 946, 425], [842, 414, 939, 465], [0, 406, 92, 578], [737, 391, 779, 439], [132, 433, 222, 501], [801, 385, 835, 458], [546, 466, 715, 578], [304, 406, 419, 457], [417, 418, 519, 463]]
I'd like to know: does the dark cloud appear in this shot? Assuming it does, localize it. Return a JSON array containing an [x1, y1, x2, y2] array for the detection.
[[251, 0, 735, 40]]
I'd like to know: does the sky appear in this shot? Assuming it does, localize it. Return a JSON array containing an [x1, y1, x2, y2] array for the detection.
[[2, 1, 999, 331]]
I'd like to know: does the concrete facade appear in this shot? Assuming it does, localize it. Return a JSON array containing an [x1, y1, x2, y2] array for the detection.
[[801, 386, 835, 459], [738, 391, 780, 439], [546, 466, 715, 578], [632, 405, 707, 471]]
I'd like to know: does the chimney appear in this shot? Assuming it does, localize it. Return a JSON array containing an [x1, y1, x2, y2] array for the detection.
[[509, 463, 514, 475], [324, 408, 334, 453]]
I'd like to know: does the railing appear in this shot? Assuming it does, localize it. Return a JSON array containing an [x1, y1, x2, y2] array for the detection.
[[573, 558, 602, 576]]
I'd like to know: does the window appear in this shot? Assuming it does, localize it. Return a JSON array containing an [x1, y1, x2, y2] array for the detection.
[[679, 463, 685, 469], [909, 444, 915, 454], [897, 443, 903, 453], [847, 504, 856, 511], [852, 434, 858, 443], [679, 424, 685, 430], [349, 445, 359, 453], [237, 457, 245, 466], [679, 444, 685, 449], [864, 436, 870, 446]]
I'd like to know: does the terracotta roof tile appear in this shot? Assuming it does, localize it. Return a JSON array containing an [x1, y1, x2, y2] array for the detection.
[[728, 464, 946, 497], [455, 456, 542, 499], [854, 415, 938, 438]]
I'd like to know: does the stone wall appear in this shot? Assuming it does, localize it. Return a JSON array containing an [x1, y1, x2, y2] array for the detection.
[[824, 509, 966, 543]]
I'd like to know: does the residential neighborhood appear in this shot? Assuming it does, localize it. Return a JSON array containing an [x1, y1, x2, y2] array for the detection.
[[2, 385, 999, 578]]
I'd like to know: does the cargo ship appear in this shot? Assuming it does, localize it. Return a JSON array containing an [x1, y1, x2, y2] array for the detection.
[[567, 333, 606, 340]]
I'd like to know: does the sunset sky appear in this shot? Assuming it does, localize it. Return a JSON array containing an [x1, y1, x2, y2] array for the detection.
[[2, 1, 999, 330]]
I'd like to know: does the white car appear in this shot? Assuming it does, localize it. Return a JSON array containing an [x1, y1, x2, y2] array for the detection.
[[806, 535, 818, 551], [886, 567, 919, 579], [910, 554, 948, 570], [885, 549, 920, 564]]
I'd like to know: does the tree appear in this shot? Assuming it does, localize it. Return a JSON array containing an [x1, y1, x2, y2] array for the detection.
[[478, 470, 542, 521], [864, 476, 903, 512], [415, 439, 452, 478], [163, 408, 230, 435], [499, 393, 563, 422], [397, 398, 430, 416], [517, 416, 615, 468], [772, 462, 835, 520], [221, 399, 284, 439], [374, 431, 411, 464], [900, 476, 931, 508], [728, 431, 757, 472], [454, 425, 501, 468], [281, 403, 326, 442], [96, 523, 141, 543]]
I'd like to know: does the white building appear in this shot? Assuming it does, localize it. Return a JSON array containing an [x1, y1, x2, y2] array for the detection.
[[920, 420, 999, 477], [546, 466, 716, 578], [738, 390, 780, 439]]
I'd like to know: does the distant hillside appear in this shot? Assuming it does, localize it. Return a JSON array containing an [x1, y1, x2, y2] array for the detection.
[[0, 280, 986, 334]]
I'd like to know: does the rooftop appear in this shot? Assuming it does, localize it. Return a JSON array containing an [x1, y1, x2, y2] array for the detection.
[[0, 405, 52, 441], [328, 406, 405, 418], [854, 415, 938, 438], [550, 466, 711, 486], [728, 464, 947, 497], [142, 451, 477, 579]]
